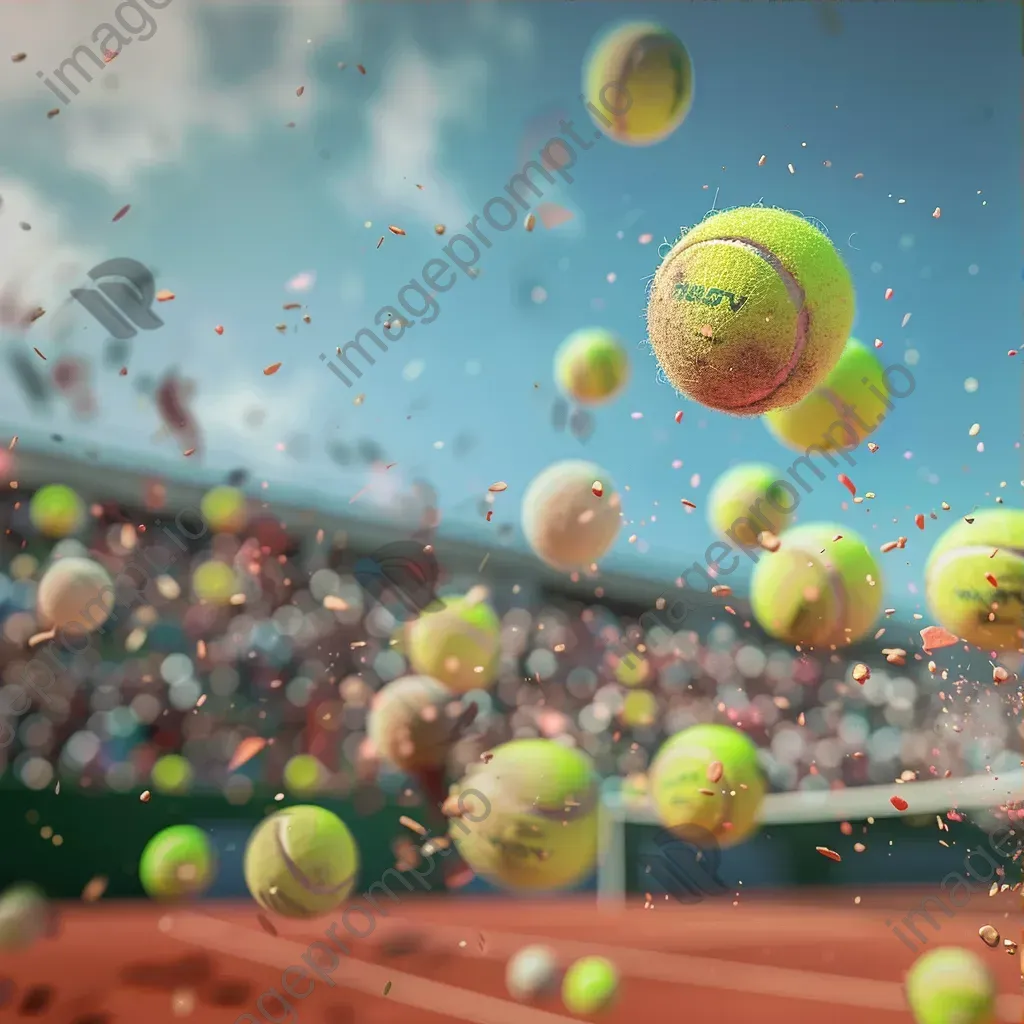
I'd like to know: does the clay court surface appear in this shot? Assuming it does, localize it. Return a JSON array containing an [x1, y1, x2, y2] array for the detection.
[[0, 892, 1019, 1023]]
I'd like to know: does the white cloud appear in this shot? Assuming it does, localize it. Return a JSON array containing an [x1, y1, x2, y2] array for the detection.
[[0, 0, 352, 189]]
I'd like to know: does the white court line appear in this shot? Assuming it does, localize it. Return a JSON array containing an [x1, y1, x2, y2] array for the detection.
[[166, 913, 579, 1024]]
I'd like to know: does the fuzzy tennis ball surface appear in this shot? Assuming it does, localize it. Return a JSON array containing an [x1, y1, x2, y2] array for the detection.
[[368, 675, 466, 772], [905, 946, 995, 1024], [925, 509, 1024, 652], [407, 589, 501, 693], [243, 805, 358, 919], [562, 956, 620, 1015], [449, 739, 599, 892], [707, 463, 794, 548], [649, 723, 765, 847], [506, 944, 561, 1003], [750, 522, 882, 648], [29, 484, 84, 538], [555, 328, 630, 406], [584, 23, 693, 146], [646, 207, 854, 415], [37, 556, 114, 634], [139, 825, 216, 902], [764, 337, 890, 451], [522, 460, 622, 572]]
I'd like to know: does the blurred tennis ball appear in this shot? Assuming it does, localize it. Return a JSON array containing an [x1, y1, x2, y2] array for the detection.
[[192, 560, 237, 606], [139, 825, 216, 902], [562, 956, 620, 1015], [37, 556, 114, 634], [407, 589, 501, 693], [199, 485, 248, 534], [368, 675, 466, 773], [243, 805, 358, 919], [707, 463, 794, 548], [905, 946, 995, 1024], [555, 328, 630, 406], [151, 754, 194, 795], [646, 207, 854, 415], [29, 484, 84, 539], [506, 944, 561, 1003], [613, 652, 649, 687], [0, 884, 50, 950], [284, 754, 326, 796], [649, 723, 766, 848], [764, 337, 890, 452], [750, 523, 882, 648], [449, 738, 599, 892], [925, 509, 1024, 652], [584, 22, 693, 146], [522, 460, 622, 572], [621, 689, 657, 727]]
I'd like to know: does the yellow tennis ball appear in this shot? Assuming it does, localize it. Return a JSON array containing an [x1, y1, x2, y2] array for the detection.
[[925, 509, 1024, 652], [584, 22, 693, 147], [905, 946, 995, 1024], [29, 485, 84, 539], [649, 723, 766, 847], [621, 689, 657, 727], [613, 653, 649, 687], [407, 591, 501, 693], [555, 328, 630, 406], [243, 805, 358, 919], [192, 560, 237, 606], [450, 739, 599, 892], [200, 486, 248, 534], [707, 463, 795, 547], [522, 460, 622, 572], [283, 754, 326, 796], [646, 207, 855, 415], [151, 754, 193, 795], [562, 956, 620, 1015], [37, 556, 114, 634], [750, 523, 882, 648], [139, 825, 216, 902], [367, 675, 464, 773], [764, 337, 891, 451]]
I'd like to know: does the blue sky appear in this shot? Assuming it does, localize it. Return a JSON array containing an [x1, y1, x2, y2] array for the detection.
[[0, 1, 1019, 616]]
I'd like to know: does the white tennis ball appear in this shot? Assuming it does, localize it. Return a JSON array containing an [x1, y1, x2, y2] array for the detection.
[[506, 944, 560, 1002], [37, 556, 115, 634]]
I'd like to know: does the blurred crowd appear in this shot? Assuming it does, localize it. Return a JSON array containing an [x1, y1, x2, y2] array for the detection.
[[0, 484, 1017, 813]]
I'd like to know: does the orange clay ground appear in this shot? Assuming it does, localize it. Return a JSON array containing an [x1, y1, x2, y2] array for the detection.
[[0, 891, 1019, 1023]]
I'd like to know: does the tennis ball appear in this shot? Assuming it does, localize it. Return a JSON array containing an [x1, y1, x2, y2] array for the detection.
[[151, 754, 194, 795], [646, 207, 854, 415], [37, 556, 114, 634], [407, 589, 501, 693], [764, 337, 890, 451], [555, 328, 630, 406], [584, 23, 693, 146], [368, 675, 466, 773], [283, 754, 326, 796], [522, 460, 622, 572], [925, 509, 1024, 652], [707, 463, 794, 547], [192, 560, 237, 606], [0, 884, 50, 950], [200, 485, 248, 534], [562, 956, 620, 1015], [449, 738, 599, 892], [29, 484, 84, 539], [139, 825, 216, 902], [506, 944, 561, 1002], [243, 805, 358, 919], [905, 946, 995, 1024], [750, 523, 882, 648], [649, 723, 766, 848]]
